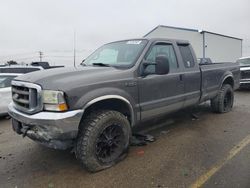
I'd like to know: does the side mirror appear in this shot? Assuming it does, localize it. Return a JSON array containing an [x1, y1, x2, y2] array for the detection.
[[155, 55, 170, 75]]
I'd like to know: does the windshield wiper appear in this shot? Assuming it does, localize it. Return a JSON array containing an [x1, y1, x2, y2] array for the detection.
[[92, 63, 111, 67], [80, 62, 87, 66]]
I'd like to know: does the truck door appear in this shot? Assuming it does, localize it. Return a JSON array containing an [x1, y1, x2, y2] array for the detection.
[[138, 42, 185, 120], [177, 43, 201, 107]]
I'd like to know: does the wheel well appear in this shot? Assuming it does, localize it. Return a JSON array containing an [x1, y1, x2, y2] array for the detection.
[[81, 99, 132, 125], [223, 76, 234, 88]]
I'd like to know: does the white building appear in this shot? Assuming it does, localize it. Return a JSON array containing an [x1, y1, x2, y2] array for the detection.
[[144, 25, 242, 62]]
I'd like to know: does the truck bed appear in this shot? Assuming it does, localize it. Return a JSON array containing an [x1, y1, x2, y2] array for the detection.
[[200, 62, 240, 102]]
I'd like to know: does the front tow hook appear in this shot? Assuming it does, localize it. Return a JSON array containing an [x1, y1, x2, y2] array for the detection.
[[22, 127, 30, 138]]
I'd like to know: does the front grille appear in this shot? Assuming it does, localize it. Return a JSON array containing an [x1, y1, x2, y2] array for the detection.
[[11, 81, 42, 114], [241, 70, 250, 79]]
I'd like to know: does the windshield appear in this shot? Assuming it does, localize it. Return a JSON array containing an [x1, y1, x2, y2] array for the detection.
[[83, 40, 148, 68], [0, 75, 16, 88], [237, 58, 250, 66]]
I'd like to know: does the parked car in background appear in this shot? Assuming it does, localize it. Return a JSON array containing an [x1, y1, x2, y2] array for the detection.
[[237, 57, 250, 88], [0, 63, 8, 67], [0, 64, 65, 117], [0, 63, 65, 73], [30, 62, 64, 69], [198, 58, 213, 65], [0, 66, 43, 117], [0, 73, 22, 116], [0, 65, 43, 74]]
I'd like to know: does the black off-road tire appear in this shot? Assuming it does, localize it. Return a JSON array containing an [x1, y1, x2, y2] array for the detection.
[[76, 110, 131, 172], [211, 84, 234, 113]]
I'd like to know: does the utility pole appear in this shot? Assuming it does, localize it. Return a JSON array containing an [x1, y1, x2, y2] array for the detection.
[[39, 51, 43, 62], [73, 30, 76, 67]]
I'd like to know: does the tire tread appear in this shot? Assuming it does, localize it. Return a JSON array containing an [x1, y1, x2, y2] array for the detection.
[[211, 84, 234, 113], [76, 110, 130, 172]]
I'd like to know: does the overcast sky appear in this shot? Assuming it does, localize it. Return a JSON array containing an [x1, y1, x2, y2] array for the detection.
[[0, 0, 249, 66]]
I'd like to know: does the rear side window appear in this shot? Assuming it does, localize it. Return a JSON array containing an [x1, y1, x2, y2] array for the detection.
[[178, 44, 195, 68]]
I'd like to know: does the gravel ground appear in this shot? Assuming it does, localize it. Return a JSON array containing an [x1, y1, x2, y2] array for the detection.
[[0, 90, 250, 188]]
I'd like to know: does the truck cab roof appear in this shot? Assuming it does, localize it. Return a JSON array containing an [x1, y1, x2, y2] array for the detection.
[[144, 37, 190, 44], [107, 38, 190, 46]]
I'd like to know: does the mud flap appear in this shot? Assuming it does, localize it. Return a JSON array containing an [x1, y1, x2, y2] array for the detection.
[[130, 133, 155, 146]]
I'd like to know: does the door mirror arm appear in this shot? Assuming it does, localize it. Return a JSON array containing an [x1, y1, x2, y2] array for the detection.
[[141, 61, 156, 77]]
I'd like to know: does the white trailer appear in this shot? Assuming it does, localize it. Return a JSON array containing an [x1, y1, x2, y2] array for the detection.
[[144, 25, 242, 62]]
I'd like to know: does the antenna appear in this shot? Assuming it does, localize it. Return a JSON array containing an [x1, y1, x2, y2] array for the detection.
[[73, 30, 76, 67]]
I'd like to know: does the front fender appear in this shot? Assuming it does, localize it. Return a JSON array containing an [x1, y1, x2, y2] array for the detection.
[[73, 87, 138, 126]]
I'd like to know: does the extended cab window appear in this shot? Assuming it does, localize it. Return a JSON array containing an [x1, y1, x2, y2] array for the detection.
[[178, 44, 195, 68], [144, 43, 178, 74]]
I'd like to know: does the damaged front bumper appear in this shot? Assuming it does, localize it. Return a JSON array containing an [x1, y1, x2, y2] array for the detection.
[[8, 103, 84, 150]]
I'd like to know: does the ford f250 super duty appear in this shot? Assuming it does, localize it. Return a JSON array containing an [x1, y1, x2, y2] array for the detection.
[[8, 38, 240, 172]]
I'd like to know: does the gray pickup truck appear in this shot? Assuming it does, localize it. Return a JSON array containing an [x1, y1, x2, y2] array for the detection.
[[8, 38, 240, 172]]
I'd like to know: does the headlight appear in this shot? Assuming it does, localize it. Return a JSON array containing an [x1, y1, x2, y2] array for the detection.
[[42, 90, 68, 112]]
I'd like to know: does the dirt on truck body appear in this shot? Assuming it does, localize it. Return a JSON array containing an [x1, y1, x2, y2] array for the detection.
[[8, 38, 240, 172]]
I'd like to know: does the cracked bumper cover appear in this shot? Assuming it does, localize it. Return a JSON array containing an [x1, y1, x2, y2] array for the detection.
[[8, 103, 84, 150]]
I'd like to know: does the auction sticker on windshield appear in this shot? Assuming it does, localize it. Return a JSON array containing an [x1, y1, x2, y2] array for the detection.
[[126, 40, 142, 44]]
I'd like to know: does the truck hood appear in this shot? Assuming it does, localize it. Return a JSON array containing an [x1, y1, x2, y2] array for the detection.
[[14, 66, 128, 91]]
